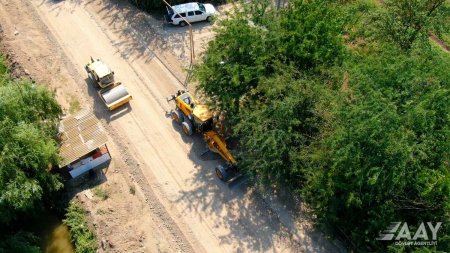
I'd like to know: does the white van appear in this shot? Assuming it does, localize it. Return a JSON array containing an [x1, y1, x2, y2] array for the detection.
[[165, 2, 217, 27]]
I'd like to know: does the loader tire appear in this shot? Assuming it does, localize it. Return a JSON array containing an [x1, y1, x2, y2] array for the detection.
[[181, 120, 193, 136], [171, 110, 183, 124], [215, 165, 229, 182]]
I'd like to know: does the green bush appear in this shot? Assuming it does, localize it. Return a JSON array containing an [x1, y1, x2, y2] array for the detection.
[[0, 54, 7, 76], [93, 186, 109, 200], [64, 202, 98, 253], [194, 1, 450, 252], [0, 232, 40, 253], [0, 54, 62, 252]]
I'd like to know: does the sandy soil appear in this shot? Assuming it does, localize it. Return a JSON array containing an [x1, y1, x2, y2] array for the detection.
[[0, 0, 344, 252]]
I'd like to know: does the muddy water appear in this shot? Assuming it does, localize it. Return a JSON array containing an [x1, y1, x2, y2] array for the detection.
[[43, 222, 75, 253], [31, 212, 75, 253]]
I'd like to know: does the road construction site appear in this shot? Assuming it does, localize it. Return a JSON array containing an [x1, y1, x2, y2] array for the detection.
[[0, 0, 343, 252]]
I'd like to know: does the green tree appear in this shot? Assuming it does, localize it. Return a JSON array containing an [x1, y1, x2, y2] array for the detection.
[[376, 0, 449, 51], [194, 1, 449, 252], [303, 44, 450, 251], [0, 80, 62, 225], [235, 71, 334, 189], [195, 0, 344, 120], [273, 0, 344, 69], [195, 15, 272, 118], [0, 75, 63, 252]]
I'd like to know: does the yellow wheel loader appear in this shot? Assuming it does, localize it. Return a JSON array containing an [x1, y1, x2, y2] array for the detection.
[[167, 90, 238, 182], [203, 130, 239, 182], [167, 90, 214, 136]]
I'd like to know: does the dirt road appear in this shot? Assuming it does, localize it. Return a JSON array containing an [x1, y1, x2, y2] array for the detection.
[[0, 0, 343, 252]]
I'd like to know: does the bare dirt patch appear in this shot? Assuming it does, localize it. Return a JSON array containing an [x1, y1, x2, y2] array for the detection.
[[429, 32, 450, 53]]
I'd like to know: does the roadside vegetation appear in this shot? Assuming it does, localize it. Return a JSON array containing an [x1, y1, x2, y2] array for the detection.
[[63, 202, 98, 253], [93, 186, 109, 200], [194, 0, 450, 252], [0, 54, 98, 253], [0, 55, 63, 252]]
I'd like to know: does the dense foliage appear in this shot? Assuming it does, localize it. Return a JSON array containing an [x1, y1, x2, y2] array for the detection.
[[375, 0, 449, 51], [0, 57, 63, 252], [196, 0, 343, 118], [0, 232, 40, 253], [304, 44, 450, 251], [64, 202, 98, 253], [0, 80, 62, 224], [194, 0, 450, 252]]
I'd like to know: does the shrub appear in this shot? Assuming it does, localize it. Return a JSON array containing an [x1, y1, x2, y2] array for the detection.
[[63, 202, 98, 253], [93, 187, 109, 201]]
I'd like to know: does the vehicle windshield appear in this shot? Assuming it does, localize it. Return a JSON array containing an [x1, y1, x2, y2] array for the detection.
[[101, 74, 114, 85], [198, 3, 206, 12]]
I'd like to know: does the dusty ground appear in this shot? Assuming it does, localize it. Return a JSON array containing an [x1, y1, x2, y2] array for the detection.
[[0, 0, 344, 252]]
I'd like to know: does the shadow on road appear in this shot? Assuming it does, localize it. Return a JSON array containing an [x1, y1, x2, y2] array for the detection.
[[84, 78, 133, 123], [165, 109, 337, 252], [43, 0, 343, 252]]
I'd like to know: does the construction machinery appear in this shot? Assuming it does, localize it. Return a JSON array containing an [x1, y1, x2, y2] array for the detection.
[[85, 57, 132, 110], [85, 57, 115, 88], [167, 90, 238, 181], [98, 82, 132, 111]]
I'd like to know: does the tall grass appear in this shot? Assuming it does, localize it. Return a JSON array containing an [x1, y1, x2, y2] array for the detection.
[[63, 202, 98, 253]]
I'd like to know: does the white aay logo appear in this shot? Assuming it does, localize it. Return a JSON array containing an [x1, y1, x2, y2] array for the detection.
[[377, 222, 442, 245]]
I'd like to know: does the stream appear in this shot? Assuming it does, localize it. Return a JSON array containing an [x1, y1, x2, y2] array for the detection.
[[30, 211, 75, 253]]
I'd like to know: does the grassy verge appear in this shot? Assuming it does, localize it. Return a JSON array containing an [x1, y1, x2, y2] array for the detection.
[[63, 202, 98, 253], [0, 54, 7, 75], [93, 186, 109, 200], [0, 54, 7, 86], [441, 32, 450, 47]]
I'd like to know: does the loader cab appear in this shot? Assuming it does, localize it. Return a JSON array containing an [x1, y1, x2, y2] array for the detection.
[[175, 92, 197, 116], [170, 90, 214, 135], [193, 105, 213, 132]]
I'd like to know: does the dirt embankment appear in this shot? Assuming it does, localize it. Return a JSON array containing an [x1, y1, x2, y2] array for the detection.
[[0, 25, 32, 79]]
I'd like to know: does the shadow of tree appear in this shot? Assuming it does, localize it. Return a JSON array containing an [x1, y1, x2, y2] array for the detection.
[[179, 144, 338, 252], [45, 0, 217, 85], [167, 111, 341, 252]]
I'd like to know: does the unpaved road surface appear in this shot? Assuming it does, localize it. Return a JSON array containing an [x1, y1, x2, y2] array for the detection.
[[0, 0, 344, 252]]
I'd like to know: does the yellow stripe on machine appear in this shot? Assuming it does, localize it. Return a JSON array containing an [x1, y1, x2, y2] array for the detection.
[[204, 130, 236, 164]]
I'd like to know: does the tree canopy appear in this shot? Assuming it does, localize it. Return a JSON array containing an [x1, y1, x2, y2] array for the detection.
[[194, 0, 450, 252], [0, 59, 63, 251]]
